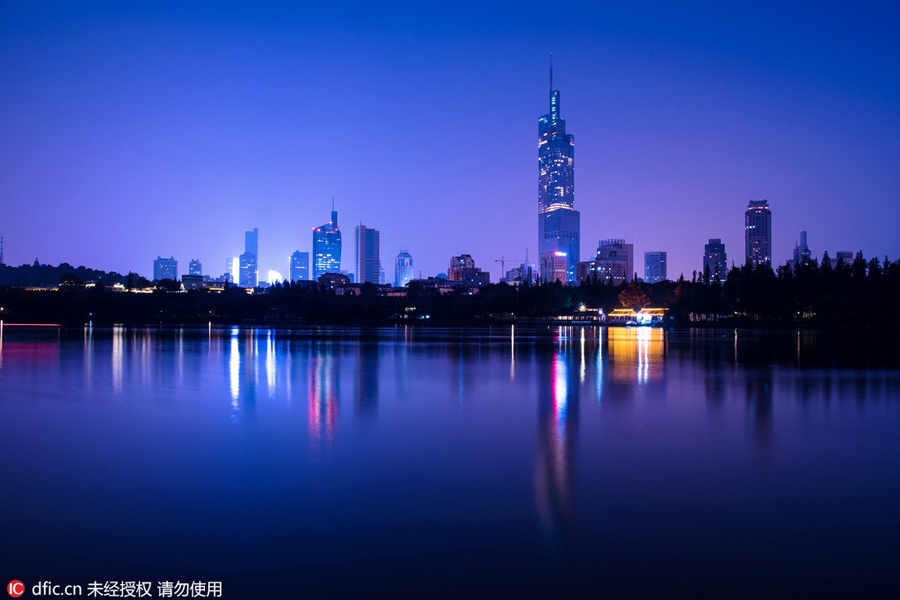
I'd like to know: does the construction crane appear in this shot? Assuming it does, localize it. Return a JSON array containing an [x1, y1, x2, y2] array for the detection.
[[495, 256, 525, 278]]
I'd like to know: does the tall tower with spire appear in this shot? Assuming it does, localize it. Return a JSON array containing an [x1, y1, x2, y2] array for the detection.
[[312, 199, 342, 279], [538, 56, 580, 283]]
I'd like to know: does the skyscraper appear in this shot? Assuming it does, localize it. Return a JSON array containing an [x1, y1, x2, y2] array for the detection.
[[290, 251, 310, 282], [188, 259, 202, 276], [355, 224, 381, 284], [704, 238, 727, 285], [239, 227, 259, 287], [312, 206, 341, 279], [394, 250, 413, 287], [792, 230, 812, 269], [153, 256, 177, 281], [745, 200, 772, 267], [538, 60, 580, 283], [644, 251, 667, 283]]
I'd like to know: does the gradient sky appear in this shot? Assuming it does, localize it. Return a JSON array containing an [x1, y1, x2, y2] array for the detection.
[[2, 1, 899, 282]]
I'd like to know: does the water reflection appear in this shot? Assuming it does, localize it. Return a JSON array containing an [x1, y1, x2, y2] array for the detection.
[[535, 344, 579, 556], [308, 343, 338, 448], [746, 367, 774, 457]]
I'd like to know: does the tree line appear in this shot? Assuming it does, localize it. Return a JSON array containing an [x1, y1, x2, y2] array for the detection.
[[0, 252, 897, 326]]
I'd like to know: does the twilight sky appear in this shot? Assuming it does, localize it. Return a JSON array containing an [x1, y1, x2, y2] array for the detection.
[[2, 1, 899, 282]]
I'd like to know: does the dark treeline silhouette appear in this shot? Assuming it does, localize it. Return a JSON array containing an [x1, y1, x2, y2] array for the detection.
[[0, 252, 897, 326]]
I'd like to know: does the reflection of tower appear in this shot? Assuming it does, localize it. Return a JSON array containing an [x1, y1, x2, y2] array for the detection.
[[746, 367, 773, 458], [535, 341, 579, 555], [355, 339, 380, 420], [308, 347, 338, 446]]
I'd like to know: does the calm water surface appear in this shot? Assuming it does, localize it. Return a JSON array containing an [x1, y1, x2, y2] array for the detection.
[[1, 325, 899, 598]]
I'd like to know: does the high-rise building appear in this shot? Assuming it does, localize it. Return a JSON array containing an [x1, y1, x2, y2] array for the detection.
[[153, 256, 178, 281], [792, 230, 812, 269], [745, 200, 772, 267], [188, 259, 202, 276], [644, 251, 667, 283], [394, 250, 413, 287], [225, 257, 238, 283], [704, 238, 728, 285], [290, 251, 310, 282], [240, 228, 259, 287], [312, 206, 342, 279], [448, 254, 490, 286], [355, 224, 381, 285], [540, 252, 568, 284], [538, 61, 580, 283], [591, 239, 633, 285], [239, 252, 257, 288]]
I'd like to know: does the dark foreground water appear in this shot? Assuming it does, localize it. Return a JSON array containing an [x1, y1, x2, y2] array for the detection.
[[1, 325, 899, 598]]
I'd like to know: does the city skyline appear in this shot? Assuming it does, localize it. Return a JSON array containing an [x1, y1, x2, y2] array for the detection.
[[2, 3, 899, 282]]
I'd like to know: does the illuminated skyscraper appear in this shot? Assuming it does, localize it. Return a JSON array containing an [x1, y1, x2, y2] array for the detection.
[[538, 59, 580, 283], [355, 224, 381, 284], [189, 259, 202, 276], [312, 206, 342, 279], [239, 227, 259, 287], [644, 251, 667, 283], [745, 200, 772, 267], [394, 250, 413, 287], [704, 238, 727, 285], [290, 251, 310, 282]]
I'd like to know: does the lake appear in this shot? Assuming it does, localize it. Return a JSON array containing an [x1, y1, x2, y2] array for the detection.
[[1, 325, 899, 598]]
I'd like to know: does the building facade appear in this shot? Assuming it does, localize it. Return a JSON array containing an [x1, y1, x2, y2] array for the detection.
[[394, 250, 413, 288], [791, 230, 812, 269], [538, 66, 580, 283], [591, 239, 633, 285], [239, 227, 259, 287], [312, 209, 342, 279], [153, 256, 177, 282], [448, 254, 490, 286], [355, 224, 381, 285], [745, 200, 772, 267], [290, 251, 310, 282], [540, 251, 568, 284], [644, 251, 667, 283], [704, 238, 728, 285]]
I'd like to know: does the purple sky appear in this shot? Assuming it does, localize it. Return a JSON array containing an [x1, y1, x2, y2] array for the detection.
[[2, 1, 899, 282]]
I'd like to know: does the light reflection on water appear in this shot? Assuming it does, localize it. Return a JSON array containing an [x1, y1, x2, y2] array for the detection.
[[1, 325, 899, 596]]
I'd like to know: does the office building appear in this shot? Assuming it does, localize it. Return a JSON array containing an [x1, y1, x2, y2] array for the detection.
[[394, 250, 413, 288], [153, 256, 178, 281], [448, 254, 490, 286], [540, 252, 568, 284], [355, 224, 381, 285], [188, 259, 202, 277], [592, 239, 634, 285], [792, 230, 812, 269], [745, 200, 772, 267], [704, 239, 728, 285], [538, 61, 580, 283], [312, 207, 342, 279], [290, 251, 310, 282], [644, 251, 667, 283], [239, 227, 259, 287]]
